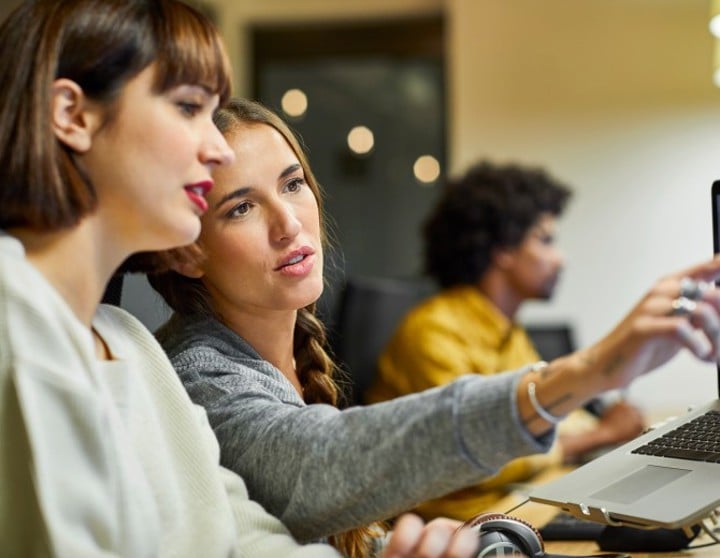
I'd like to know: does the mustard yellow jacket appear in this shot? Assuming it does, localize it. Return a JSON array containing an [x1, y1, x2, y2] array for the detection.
[[366, 285, 564, 521]]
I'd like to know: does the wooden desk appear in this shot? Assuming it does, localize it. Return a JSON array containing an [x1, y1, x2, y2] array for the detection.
[[491, 467, 718, 557]]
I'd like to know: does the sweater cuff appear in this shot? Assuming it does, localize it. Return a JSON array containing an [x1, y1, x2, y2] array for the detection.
[[453, 371, 556, 473]]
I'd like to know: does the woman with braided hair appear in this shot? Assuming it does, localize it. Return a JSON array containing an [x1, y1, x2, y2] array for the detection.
[[148, 97, 720, 558]]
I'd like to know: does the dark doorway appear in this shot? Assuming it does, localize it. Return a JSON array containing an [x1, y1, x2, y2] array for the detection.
[[251, 16, 446, 331]]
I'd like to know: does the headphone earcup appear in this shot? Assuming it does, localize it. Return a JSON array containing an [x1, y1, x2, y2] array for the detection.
[[465, 513, 545, 558]]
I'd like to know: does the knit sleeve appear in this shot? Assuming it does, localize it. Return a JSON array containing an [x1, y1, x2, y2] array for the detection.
[[171, 347, 553, 543], [219, 466, 340, 557]]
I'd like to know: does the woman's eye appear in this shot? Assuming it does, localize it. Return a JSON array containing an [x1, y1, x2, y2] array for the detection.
[[178, 101, 202, 117], [228, 202, 251, 218], [285, 177, 306, 193]]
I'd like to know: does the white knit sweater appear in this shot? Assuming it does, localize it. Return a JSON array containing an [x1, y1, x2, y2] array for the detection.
[[0, 232, 339, 557]]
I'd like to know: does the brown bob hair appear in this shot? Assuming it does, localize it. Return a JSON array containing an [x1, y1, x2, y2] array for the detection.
[[0, 0, 231, 230]]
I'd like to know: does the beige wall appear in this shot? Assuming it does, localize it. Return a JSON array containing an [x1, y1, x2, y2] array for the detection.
[[448, 0, 720, 414], [208, 0, 720, 413]]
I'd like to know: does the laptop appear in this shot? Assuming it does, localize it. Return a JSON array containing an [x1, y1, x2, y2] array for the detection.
[[527, 180, 720, 529]]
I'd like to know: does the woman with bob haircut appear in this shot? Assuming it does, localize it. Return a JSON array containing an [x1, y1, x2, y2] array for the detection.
[[148, 97, 720, 558], [0, 2, 479, 557]]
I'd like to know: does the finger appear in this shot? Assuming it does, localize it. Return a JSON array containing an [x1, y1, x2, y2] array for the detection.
[[383, 514, 425, 558], [659, 295, 720, 360], [677, 318, 714, 361], [657, 315, 715, 361], [698, 285, 720, 312], [688, 300, 720, 360], [411, 522, 453, 558], [442, 526, 480, 558], [633, 314, 706, 360], [671, 255, 720, 284], [679, 277, 714, 300]]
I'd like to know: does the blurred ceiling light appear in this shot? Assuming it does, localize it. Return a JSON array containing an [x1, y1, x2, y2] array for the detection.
[[712, 0, 720, 37], [281, 88, 308, 118], [347, 125, 374, 155], [711, 15, 720, 38], [712, 0, 720, 87], [413, 155, 440, 184]]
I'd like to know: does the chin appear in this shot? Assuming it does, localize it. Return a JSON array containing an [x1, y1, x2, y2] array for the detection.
[[294, 283, 324, 310], [166, 220, 202, 250]]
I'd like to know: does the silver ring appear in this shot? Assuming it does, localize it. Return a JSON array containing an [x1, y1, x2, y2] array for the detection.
[[670, 296, 697, 317], [679, 277, 712, 301]]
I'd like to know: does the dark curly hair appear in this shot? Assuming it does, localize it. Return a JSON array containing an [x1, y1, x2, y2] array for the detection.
[[423, 161, 572, 288]]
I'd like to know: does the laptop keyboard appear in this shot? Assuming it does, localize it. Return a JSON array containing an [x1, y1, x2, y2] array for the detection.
[[632, 410, 720, 462]]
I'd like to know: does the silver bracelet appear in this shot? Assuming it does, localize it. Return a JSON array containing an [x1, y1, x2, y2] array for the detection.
[[527, 362, 566, 424]]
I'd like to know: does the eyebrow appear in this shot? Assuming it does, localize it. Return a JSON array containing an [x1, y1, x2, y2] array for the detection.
[[215, 186, 252, 210], [213, 165, 303, 210], [280, 164, 302, 180]]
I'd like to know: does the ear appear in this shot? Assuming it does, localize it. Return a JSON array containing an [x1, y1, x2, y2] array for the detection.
[[492, 246, 517, 271], [51, 78, 99, 153], [165, 245, 206, 279]]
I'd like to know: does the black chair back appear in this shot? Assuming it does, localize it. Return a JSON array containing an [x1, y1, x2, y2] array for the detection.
[[332, 276, 435, 406]]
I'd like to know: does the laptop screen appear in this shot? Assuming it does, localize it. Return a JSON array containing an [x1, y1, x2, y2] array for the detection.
[[713, 180, 720, 255], [712, 180, 720, 394]]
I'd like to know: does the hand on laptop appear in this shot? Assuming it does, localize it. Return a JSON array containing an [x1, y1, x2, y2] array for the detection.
[[517, 255, 720, 435], [559, 400, 645, 463]]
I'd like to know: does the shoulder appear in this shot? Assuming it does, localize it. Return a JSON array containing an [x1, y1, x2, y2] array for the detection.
[[156, 313, 259, 361], [94, 304, 172, 364], [96, 303, 151, 334], [395, 288, 469, 338], [154, 315, 302, 404], [155, 314, 259, 371]]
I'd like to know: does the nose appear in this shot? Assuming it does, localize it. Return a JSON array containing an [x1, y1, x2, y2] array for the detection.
[[200, 122, 235, 168], [270, 202, 302, 244]]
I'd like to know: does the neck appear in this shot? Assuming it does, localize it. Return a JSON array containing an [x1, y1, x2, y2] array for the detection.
[[9, 218, 125, 327], [217, 306, 303, 395], [477, 272, 523, 320]]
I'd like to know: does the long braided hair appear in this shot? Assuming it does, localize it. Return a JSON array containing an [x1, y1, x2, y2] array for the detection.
[[148, 98, 383, 558]]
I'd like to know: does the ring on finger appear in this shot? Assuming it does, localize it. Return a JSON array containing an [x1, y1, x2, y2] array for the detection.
[[670, 296, 697, 317], [679, 277, 712, 301]]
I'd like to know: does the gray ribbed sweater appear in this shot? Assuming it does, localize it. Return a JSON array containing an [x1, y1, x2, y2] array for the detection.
[[156, 312, 554, 543]]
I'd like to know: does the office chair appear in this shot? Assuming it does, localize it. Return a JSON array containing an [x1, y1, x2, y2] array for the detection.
[[332, 275, 435, 407], [102, 274, 124, 306], [523, 323, 575, 362]]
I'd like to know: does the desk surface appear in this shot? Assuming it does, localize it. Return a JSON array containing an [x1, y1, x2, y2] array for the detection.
[[491, 467, 718, 558]]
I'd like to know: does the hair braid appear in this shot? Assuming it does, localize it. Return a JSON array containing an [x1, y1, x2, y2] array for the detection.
[[294, 306, 386, 557]]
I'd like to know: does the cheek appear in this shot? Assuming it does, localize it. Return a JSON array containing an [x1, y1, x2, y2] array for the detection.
[[200, 227, 259, 275], [301, 200, 322, 238]]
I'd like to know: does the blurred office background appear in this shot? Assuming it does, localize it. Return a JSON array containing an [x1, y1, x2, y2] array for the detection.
[[3, 0, 720, 416]]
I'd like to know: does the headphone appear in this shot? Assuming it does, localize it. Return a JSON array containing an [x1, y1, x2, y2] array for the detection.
[[464, 513, 631, 558], [466, 513, 544, 557]]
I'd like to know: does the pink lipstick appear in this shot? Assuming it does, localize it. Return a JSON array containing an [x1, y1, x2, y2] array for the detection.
[[275, 247, 316, 278]]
